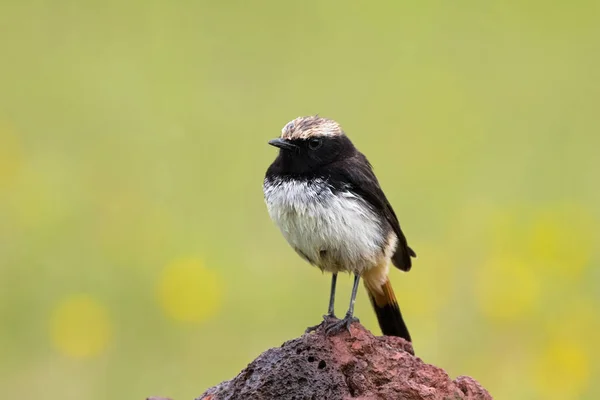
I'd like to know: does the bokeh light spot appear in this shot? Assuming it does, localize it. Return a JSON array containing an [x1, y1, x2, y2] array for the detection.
[[50, 295, 112, 358], [533, 338, 590, 399], [475, 258, 540, 322], [158, 258, 222, 323], [528, 205, 595, 277]]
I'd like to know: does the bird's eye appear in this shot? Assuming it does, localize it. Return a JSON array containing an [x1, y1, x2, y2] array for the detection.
[[308, 138, 322, 150]]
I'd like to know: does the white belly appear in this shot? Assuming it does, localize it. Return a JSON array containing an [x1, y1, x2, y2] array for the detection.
[[263, 177, 385, 274]]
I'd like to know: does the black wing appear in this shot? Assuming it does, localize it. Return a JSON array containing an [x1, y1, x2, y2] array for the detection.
[[333, 153, 416, 271]]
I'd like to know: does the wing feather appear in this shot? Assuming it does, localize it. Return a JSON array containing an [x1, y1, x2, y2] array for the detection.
[[333, 153, 415, 271]]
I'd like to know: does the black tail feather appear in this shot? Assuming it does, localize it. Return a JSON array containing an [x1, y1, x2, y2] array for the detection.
[[369, 296, 412, 342], [366, 277, 412, 343]]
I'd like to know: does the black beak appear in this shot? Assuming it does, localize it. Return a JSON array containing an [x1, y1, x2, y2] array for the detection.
[[268, 138, 298, 151]]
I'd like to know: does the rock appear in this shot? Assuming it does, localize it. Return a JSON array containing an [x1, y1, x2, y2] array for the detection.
[[195, 323, 492, 400]]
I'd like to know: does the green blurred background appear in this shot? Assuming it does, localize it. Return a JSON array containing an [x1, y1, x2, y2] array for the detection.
[[1, 1, 599, 399]]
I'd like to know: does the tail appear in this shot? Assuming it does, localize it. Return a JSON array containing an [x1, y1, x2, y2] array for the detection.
[[364, 278, 412, 343]]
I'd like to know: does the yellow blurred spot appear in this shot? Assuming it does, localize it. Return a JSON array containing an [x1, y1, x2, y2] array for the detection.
[[475, 258, 539, 321], [0, 121, 22, 187], [533, 338, 590, 399], [50, 295, 112, 358], [158, 258, 222, 323], [528, 205, 595, 277]]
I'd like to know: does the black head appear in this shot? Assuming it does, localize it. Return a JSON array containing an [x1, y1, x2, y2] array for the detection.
[[267, 116, 356, 176]]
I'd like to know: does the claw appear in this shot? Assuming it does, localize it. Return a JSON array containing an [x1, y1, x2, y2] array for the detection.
[[305, 314, 338, 333], [325, 315, 359, 336]]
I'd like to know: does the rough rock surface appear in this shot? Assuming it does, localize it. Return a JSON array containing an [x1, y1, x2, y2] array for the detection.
[[195, 323, 492, 400]]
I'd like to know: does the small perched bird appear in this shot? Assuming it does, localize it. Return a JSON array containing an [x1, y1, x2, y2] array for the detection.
[[263, 116, 415, 343]]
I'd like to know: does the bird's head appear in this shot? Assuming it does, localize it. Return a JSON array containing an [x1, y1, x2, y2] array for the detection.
[[268, 116, 355, 173]]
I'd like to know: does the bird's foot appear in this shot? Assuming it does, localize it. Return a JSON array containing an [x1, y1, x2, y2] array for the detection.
[[325, 314, 359, 336], [305, 314, 338, 333]]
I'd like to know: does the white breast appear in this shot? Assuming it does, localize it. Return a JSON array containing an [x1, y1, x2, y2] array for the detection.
[[263, 177, 385, 274]]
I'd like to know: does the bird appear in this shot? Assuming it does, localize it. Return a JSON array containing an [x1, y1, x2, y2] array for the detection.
[[263, 115, 416, 343]]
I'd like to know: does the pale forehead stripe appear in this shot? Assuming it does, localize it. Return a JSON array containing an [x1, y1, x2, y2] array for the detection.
[[281, 116, 343, 140]]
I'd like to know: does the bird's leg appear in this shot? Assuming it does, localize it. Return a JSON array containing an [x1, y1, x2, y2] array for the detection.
[[326, 274, 360, 335], [305, 273, 338, 333], [326, 272, 337, 317]]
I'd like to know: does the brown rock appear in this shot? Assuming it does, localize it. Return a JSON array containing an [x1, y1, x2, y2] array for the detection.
[[195, 323, 492, 400]]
